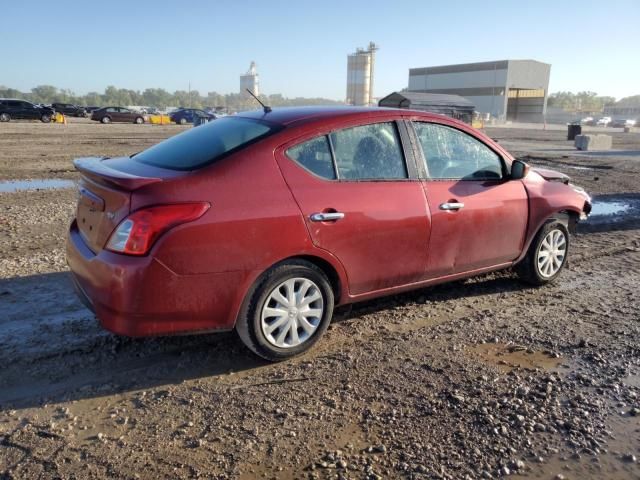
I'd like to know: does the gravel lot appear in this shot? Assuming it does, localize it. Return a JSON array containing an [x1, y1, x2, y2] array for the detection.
[[1, 119, 639, 479]]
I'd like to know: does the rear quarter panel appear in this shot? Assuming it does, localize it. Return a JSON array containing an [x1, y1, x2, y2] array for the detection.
[[130, 135, 348, 286]]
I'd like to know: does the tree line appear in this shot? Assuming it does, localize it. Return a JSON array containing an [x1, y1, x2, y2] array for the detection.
[[0, 85, 344, 111], [546, 91, 639, 112], [3, 85, 638, 112]]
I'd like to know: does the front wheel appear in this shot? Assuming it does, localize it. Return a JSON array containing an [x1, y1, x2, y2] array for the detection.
[[101, 116, 111, 124], [134, 116, 144, 124], [516, 221, 569, 285], [0, 113, 10, 122], [236, 260, 334, 361], [40, 114, 52, 123]]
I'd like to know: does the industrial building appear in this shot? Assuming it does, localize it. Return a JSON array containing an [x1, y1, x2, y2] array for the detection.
[[346, 42, 378, 106], [408, 60, 551, 122], [240, 61, 260, 97]]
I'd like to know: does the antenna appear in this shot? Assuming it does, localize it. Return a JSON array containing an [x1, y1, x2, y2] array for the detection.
[[245, 88, 271, 113]]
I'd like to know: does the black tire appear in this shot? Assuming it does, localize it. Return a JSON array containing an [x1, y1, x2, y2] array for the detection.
[[40, 114, 52, 123], [236, 260, 334, 361], [0, 113, 10, 122], [101, 116, 111, 124], [134, 116, 144, 124], [516, 220, 569, 286], [179, 117, 187, 125]]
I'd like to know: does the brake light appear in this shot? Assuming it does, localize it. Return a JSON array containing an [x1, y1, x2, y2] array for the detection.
[[105, 202, 210, 256]]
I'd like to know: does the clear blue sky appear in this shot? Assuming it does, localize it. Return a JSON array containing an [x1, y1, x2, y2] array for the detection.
[[2, 0, 639, 100]]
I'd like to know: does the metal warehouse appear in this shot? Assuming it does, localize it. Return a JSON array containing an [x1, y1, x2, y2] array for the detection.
[[408, 59, 551, 122]]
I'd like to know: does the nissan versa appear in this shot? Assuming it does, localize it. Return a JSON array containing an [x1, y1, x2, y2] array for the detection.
[[66, 107, 592, 361]]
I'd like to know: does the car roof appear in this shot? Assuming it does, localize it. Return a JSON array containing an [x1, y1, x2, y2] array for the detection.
[[236, 106, 445, 126]]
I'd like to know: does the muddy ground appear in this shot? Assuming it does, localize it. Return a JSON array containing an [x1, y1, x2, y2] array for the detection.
[[0, 119, 639, 480]]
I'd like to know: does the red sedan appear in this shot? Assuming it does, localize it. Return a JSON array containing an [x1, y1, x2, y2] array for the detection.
[[66, 107, 592, 360]]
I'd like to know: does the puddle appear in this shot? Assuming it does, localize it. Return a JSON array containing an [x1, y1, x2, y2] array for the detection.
[[590, 201, 631, 217], [514, 408, 640, 480], [469, 343, 563, 372], [581, 194, 640, 232], [0, 178, 76, 193]]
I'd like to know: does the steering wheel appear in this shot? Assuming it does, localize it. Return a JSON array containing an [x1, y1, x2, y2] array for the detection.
[[426, 156, 448, 178], [440, 165, 468, 179]]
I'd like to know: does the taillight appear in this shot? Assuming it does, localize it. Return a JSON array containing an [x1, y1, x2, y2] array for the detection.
[[105, 202, 210, 256]]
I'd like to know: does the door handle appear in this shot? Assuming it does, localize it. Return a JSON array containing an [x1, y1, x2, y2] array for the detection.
[[439, 202, 465, 211], [309, 212, 345, 222]]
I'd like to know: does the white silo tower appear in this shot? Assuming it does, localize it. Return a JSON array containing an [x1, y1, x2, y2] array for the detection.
[[346, 42, 378, 106], [240, 61, 260, 97]]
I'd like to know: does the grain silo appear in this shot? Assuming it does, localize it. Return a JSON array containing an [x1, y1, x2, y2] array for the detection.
[[346, 42, 378, 106], [240, 61, 260, 97]]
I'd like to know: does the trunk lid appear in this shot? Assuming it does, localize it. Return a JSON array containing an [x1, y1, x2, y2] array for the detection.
[[73, 156, 176, 253]]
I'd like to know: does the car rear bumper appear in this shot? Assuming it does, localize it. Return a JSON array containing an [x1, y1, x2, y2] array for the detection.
[[66, 221, 245, 337]]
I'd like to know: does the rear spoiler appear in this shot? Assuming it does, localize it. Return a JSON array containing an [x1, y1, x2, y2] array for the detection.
[[74, 157, 162, 191]]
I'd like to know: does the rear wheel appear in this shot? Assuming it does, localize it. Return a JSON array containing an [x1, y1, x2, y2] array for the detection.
[[179, 117, 187, 125], [516, 221, 569, 285], [0, 113, 10, 122], [236, 260, 334, 361], [134, 116, 144, 124], [101, 116, 111, 124], [40, 114, 52, 123]]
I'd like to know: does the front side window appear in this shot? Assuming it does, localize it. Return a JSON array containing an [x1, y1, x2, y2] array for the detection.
[[135, 116, 277, 170], [414, 122, 503, 180], [329, 122, 407, 180], [287, 136, 335, 180]]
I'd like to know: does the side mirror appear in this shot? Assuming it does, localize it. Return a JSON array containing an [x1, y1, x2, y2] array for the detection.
[[511, 159, 530, 180]]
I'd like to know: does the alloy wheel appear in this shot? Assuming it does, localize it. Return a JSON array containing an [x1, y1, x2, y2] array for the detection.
[[537, 228, 567, 278], [260, 277, 324, 348]]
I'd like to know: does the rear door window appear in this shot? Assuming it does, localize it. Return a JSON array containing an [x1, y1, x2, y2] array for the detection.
[[329, 122, 407, 180], [135, 116, 278, 170], [287, 136, 335, 180]]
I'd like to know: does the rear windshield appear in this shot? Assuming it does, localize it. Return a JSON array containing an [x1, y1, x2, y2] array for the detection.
[[134, 117, 278, 170]]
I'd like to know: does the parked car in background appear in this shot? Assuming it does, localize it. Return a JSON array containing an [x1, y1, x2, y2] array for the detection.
[[596, 116, 612, 126], [610, 118, 637, 128], [67, 107, 592, 361], [0, 99, 55, 123], [84, 106, 101, 114], [170, 108, 217, 125], [52, 103, 88, 117], [90, 107, 147, 124]]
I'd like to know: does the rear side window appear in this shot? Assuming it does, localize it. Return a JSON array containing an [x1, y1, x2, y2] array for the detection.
[[329, 122, 407, 180], [135, 117, 277, 170], [287, 136, 335, 180]]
